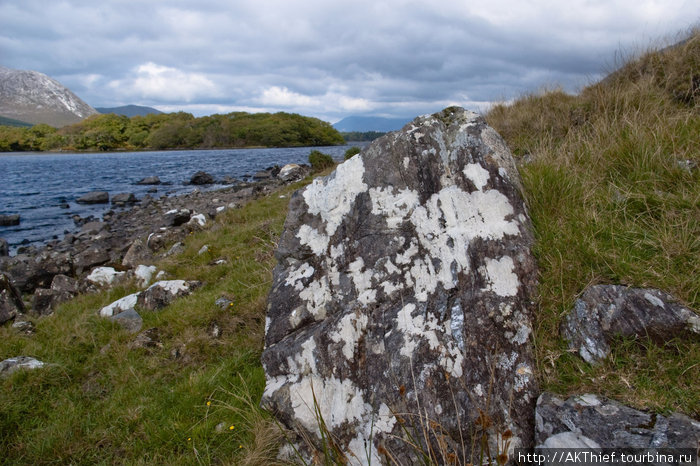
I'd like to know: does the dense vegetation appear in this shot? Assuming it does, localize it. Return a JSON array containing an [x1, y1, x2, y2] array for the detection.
[[487, 30, 699, 415], [340, 130, 385, 142], [0, 111, 344, 152], [0, 30, 697, 465]]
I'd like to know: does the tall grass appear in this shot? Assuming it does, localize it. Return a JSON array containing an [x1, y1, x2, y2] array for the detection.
[[487, 29, 699, 416]]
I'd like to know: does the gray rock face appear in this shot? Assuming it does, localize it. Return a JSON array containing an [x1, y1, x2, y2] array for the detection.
[[262, 107, 538, 464], [136, 280, 201, 311], [562, 285, 700, 364], [76, 191, 109, 204], [1, 272, 25, 325], [535, 392, 700, 449]]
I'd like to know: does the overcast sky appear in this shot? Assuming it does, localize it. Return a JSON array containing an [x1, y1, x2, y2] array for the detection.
[[1, 1, 697, 123]]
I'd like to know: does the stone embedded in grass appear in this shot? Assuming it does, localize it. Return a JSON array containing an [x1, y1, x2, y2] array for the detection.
[[108, 308, 143, 333], [535, 392, 700, 449], [99, 292, 140, 317], [262, 106, 539, 463], [132, 264, 157, 288], [0, 356, 45, 377], [561, 285, 700, 365], [136, 280, 201, 311]]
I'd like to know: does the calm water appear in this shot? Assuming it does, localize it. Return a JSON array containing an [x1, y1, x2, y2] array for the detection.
[[0, 145, 358, 252]]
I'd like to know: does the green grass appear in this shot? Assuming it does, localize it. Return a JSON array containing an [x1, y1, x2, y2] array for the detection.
[[0, 176, 321, 464], [487, 29, 699, 416]]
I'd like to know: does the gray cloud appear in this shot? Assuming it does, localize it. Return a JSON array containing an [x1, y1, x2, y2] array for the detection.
[[1, 0, 698, 122]]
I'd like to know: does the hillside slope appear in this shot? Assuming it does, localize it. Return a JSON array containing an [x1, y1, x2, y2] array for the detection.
[[0, 66, 97, 127], [486, 29, 699, 413]]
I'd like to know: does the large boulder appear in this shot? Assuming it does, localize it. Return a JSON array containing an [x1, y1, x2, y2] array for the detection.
[[1, 272, 24, 325], [262, 107, 538, 464], [562, 285, 700, 364]]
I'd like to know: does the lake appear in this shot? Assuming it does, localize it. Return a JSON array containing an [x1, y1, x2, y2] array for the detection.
[[0, 145, 360, 252]]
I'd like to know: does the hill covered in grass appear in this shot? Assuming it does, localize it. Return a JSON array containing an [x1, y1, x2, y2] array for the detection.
[[486, 29, 699, 415], [0, 30, 697, 464]]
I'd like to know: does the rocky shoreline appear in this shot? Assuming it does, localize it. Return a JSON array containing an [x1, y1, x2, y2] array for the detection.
[[0, 163, 311, 322]]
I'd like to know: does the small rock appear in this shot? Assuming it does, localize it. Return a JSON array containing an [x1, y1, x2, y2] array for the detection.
[[74, 247, 111, 274], [252, 169, 274, 180], [562, 285, 700, 364], [12, 319, 35, 335], [108, 308, 143, 333], [0, 238, 8, 256], [164, 241, 185, 257], [197, 245, 209, 255], [80, 221, 108, 236], [133, 265, 157, 288], [136, 280, 201, 311], [51, 274, 79, 295], [129, 327, 162, 349], [122, 238, 153, 268], [99, 292, 140, 317], [32, 288, 62, 315], [86, 267, 126, 287], [76, 191, 109, 204], [215, 296, 234, 310], [163, 209, 191, 227], [136, 176, 161, 185], [0, 214, 20, 226], [188, 213, 207, 228], [1, 272, 24, 324], [278, 163, 304, 182], [0, 356, 45, 376], [190, 171, 215, 185], [111, 192, 138, 206], [209, 321, 221, 339], [535, 392, 700, 449]]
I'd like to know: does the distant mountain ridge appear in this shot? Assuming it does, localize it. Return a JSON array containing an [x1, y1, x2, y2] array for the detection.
[[333, 115, 412, 132], [0, 66, 98, 127], [96, 105, 163, 117]]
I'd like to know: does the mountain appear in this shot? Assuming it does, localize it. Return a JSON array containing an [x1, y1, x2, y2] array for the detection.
[[96, 105, 163, 117], [0, 66, 98, 127], [333, 116, 412, 132]]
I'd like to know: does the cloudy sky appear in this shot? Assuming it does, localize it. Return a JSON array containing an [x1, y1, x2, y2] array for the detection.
[[1, 0, 697, 123]]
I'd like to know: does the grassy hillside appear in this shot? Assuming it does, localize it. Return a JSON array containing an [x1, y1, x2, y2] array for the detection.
[[0, 31, 697, 465], [486, 30, 699, 415]]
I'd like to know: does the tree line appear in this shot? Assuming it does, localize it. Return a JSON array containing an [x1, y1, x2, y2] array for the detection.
[[0, 111, 346, 152]]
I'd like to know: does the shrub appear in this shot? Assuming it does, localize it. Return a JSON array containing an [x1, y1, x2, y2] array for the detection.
[[343, 146, 361, 160], [308, 150, 335, 171]]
